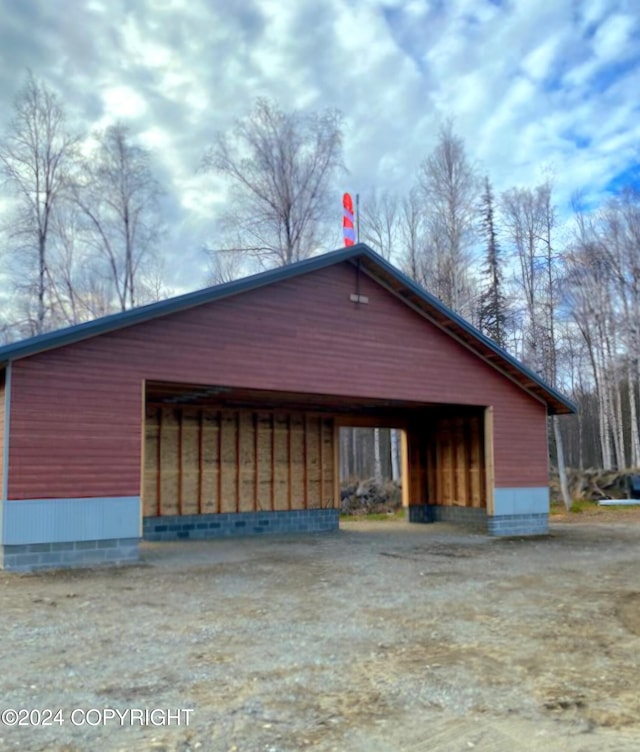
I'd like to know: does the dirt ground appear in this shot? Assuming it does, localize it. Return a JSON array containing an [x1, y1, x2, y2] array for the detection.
[[2, 514, 640, 752]]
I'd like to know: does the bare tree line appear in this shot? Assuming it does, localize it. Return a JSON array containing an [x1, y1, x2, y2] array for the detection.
[[1, 72, 637, 489], [0, 73, 166, 338], [355, 126, 640, 488], [563, 189, 640, 472]]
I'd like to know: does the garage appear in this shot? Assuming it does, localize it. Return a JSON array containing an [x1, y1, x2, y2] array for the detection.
[[0, 243, 575, 571]]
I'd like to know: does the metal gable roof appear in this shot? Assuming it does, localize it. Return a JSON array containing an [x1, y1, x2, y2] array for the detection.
[[0, 243, 576, 414]]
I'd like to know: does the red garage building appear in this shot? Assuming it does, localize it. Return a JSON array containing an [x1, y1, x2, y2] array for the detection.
[[0, 244, 575, 570]]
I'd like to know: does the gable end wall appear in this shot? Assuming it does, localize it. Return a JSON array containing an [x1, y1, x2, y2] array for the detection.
[[7, 262, 549, 500]]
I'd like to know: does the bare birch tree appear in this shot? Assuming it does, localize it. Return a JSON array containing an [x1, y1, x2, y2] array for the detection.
[[202, 99, 344, 268], [501, 184, 548, 373], [360, 191, 399, 260], [73, 124, 164, 311], [207, 248, 248, 285], [565, 236, 617, 469], [0, 72, 79, 334], [566, 189, 640, 471], [601, 191, 640, 467], [502, 179, 572, 507], [418, 120, 479, 317], [399, 187, 426, 283]]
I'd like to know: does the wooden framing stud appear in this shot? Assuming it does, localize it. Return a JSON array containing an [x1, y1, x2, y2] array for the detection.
[[235, 410, 241, 513], [177, 409, 183, 516], [217, 410, 222, 514], [333, 422, 340, 512], [254, 411, 259, 512], [156, 407, 163, 516], [287, 414, 292, 510], [484, 406, 495, 516], [401, 429, 410, 508], [197, 409, 204, 514], [318, 417, 324, 508], [302, 414, 308, 509], [270, 413, 275, 511]]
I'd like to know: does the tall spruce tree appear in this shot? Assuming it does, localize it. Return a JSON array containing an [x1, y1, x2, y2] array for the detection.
[[478, 176, 507, 347]]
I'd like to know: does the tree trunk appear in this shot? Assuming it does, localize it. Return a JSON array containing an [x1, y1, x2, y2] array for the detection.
[[553, 416, 571, 511], [627, 359, 640, 467], [373, 427, 382, 485], [612, 377, 626, 469], [351, 428, 357, 479], [390, 429, 400, 481]]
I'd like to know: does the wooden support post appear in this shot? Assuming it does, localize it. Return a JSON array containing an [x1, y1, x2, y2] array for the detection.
[[435, 426, 444, 506], [254, 412, 259, 512], [236, 411, 241, 513], [463, 416, 471, 507], [177, 410, 184, 516], [287, 414, 292, 510], [198, 410, 204, 514], [156, 407, 163, 516], [484, 407, 495, 516], [333, 422, 340, 511], [217, 410, 222, 514], [302, 414, 308, 509], [401, 429, 410, 508], [270, 413, 275, 511], [139, 382, 146, 535], [468, 414, 482, 508], [318, 417, 324, 508], [455, 417, 467, 505]]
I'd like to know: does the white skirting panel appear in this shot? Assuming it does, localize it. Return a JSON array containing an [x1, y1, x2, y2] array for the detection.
[[2, 496, 141, 545]]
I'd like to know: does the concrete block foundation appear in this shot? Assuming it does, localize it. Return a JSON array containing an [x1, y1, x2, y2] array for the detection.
[[0, 538, 139, 572], [143, 508, 339, 541], [408, 504, 549, 536], [488, 513, 548, 536], [408, 504, 488, 531]]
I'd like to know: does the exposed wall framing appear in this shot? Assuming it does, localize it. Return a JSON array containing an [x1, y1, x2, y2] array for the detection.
[[426, 413, 486, 508], [405, 411, 487, 509], [144, 406, 336, 517]]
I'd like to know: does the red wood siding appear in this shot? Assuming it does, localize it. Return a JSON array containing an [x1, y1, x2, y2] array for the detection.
[[0, 369, 5, 497], [7, 262, 549, 500]]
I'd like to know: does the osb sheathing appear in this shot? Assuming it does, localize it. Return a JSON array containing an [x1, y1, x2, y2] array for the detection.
[[424, 414, 486, 508], [143, 406, 336, 517]]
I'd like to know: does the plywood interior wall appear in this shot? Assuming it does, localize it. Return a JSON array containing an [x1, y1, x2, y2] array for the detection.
[[427, 414, 486, 508], [407, 412, 486, 509], [144, 406, 336, 516]]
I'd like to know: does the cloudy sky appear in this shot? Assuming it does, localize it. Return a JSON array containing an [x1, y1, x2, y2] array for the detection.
[[1, 0, 639, 293]]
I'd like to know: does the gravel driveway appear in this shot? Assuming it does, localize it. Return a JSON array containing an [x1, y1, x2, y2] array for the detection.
[[1, 518, 639, 751]]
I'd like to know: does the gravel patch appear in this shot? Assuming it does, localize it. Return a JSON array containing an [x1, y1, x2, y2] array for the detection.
[[1, 519, 640, 751]]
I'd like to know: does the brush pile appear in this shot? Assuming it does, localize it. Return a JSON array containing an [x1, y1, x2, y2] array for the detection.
[[551, 468, 640, 503], [340, 478, 402, 515]]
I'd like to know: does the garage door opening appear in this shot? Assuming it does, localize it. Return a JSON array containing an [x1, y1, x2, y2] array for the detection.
[[403, 409, 490, 527], [338, 425, 406, 521], [141, 382, 491, 539], [337, 408, 489, 527]]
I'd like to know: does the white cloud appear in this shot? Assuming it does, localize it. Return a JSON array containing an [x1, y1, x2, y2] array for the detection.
[[0, 0, 638, 298], [101, 85, 149, 121], [592, 13, 637, 61]]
